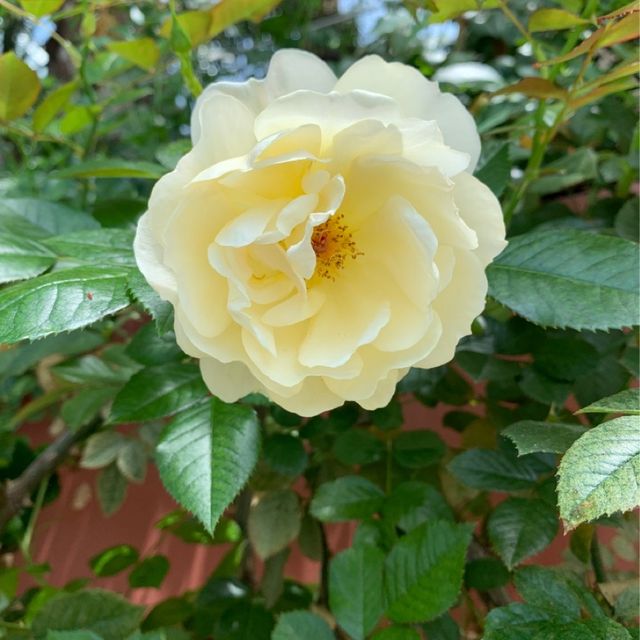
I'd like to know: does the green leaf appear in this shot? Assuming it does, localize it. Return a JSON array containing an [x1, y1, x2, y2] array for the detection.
[[263, 434, 308, 476], [109, 363, 208, 423], [0, 234, 56, 283], [514, 566, 599, 621], [392, 430, 445, 469], [97, 464, 128, 516], [371, 398, 404, 430], [421, 613, 460, 640], [529, 8, 588, 32], [332, 429, 384, 465], [106, 38, 160, 71], [385, 520, 472, 623], [0, 198, 99, 235], [615, 197, 640, 243], [126, 324, 183, 366], [247, 490, 301, 559], [487, 497, 558, 569], [80, 432, 126, 469], [32, 589, 143, 640], [20, 0, 65, 15], [142, 597, 193, 630], [476, 142, 510, 197], [383, 481, 453, 533], [46, 632, 103, 640], [59, 104, 95, 135], [260, 548, 288, 607], [310, 476, 384, 522], [329, 545, 385, 640], [483, 603, 630, 640], [116, 439, 147, 483], [529, 149, 598, 195], [53, 159, 166, 180], [127, 269, 174, 334], [503, 421, 589, 455], [557, 415, 640, 529], [371, 628, 421, 640], [272, 610, 335, 640], [496, 77, 568, 100], [465, 557, 510, 592], [0, 266, 131, 343], [62, 387, 119, 431], [128, 555, 170, 589], [577, 389, 640, 415], [448, 446, 554, 491], [487, 229, 640, 331], [44, 229, 135, 267], [33, 79, 78, 132], [208, 0, 284, 38], [0, 52, 41, 121], [156, 398, 260, 533], [89, 544, 139, 577]]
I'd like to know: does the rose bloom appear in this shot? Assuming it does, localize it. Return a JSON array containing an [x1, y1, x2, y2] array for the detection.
[[135, 50, 506, 416]]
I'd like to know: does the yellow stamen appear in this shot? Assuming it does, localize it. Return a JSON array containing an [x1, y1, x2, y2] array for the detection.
[[311, 213, 363, 280]]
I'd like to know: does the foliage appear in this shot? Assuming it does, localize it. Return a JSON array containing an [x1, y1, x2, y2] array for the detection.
[[0, 0, 638, 639]]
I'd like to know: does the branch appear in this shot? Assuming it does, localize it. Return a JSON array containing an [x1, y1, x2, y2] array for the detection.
[[0, 419, 99, 533]]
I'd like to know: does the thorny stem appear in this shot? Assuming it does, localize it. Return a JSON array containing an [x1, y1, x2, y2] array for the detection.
[[590, 531, 608, 584], [319, 522, 331, 607], [0, 419, 100, 533], [19, 475, 49, 566]]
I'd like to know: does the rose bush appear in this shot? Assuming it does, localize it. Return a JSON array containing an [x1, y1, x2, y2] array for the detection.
[[134, 49, 506, 415]]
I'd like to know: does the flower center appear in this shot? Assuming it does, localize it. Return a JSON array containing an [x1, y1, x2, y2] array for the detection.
[[311, 213, 363, 280]]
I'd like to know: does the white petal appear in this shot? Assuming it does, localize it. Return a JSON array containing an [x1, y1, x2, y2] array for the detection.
[[200, 357, 258, 402], [299, 279, 391, 368], [452, 172, 507, 265], [417, 249, 487, 369], [190, 91, 257, 164], [254, 90, 401, 144], [263, 49, 337, 102], [270, 377, 346, 417], [334, 55, 480, 170], [133, 211, 178, 303]]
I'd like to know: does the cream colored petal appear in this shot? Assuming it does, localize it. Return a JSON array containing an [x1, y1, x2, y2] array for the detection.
[[329, 119, 402, 172], [175, 318, 244, 364], [200, 357, 258, 403], [325, 316, 442, 401], [422, 92, 481, 172], [252, 124, 323, 163], [133, 211, 178, 303], [452, 172, 507, 265], [398, 119, 470, 176], [190, 92, 257, 166], [266, 376, 345, 417], [216, 201, 284, 247], [163, 190, 233, 338], [418, 249, 487, 369], [263, 49, 337, 103], [358, 196, 439, 312], [344, 158, 478, 250], [358, 368, 405, 411], [334, 55, 480, 170], [191, 78, 265, 144], [262, 289, 326, 327], [299, 278, 391, 368], [254, 90, 401, 145]]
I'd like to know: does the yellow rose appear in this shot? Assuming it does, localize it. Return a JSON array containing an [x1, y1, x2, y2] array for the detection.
[[134, 50, 507, 416]]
